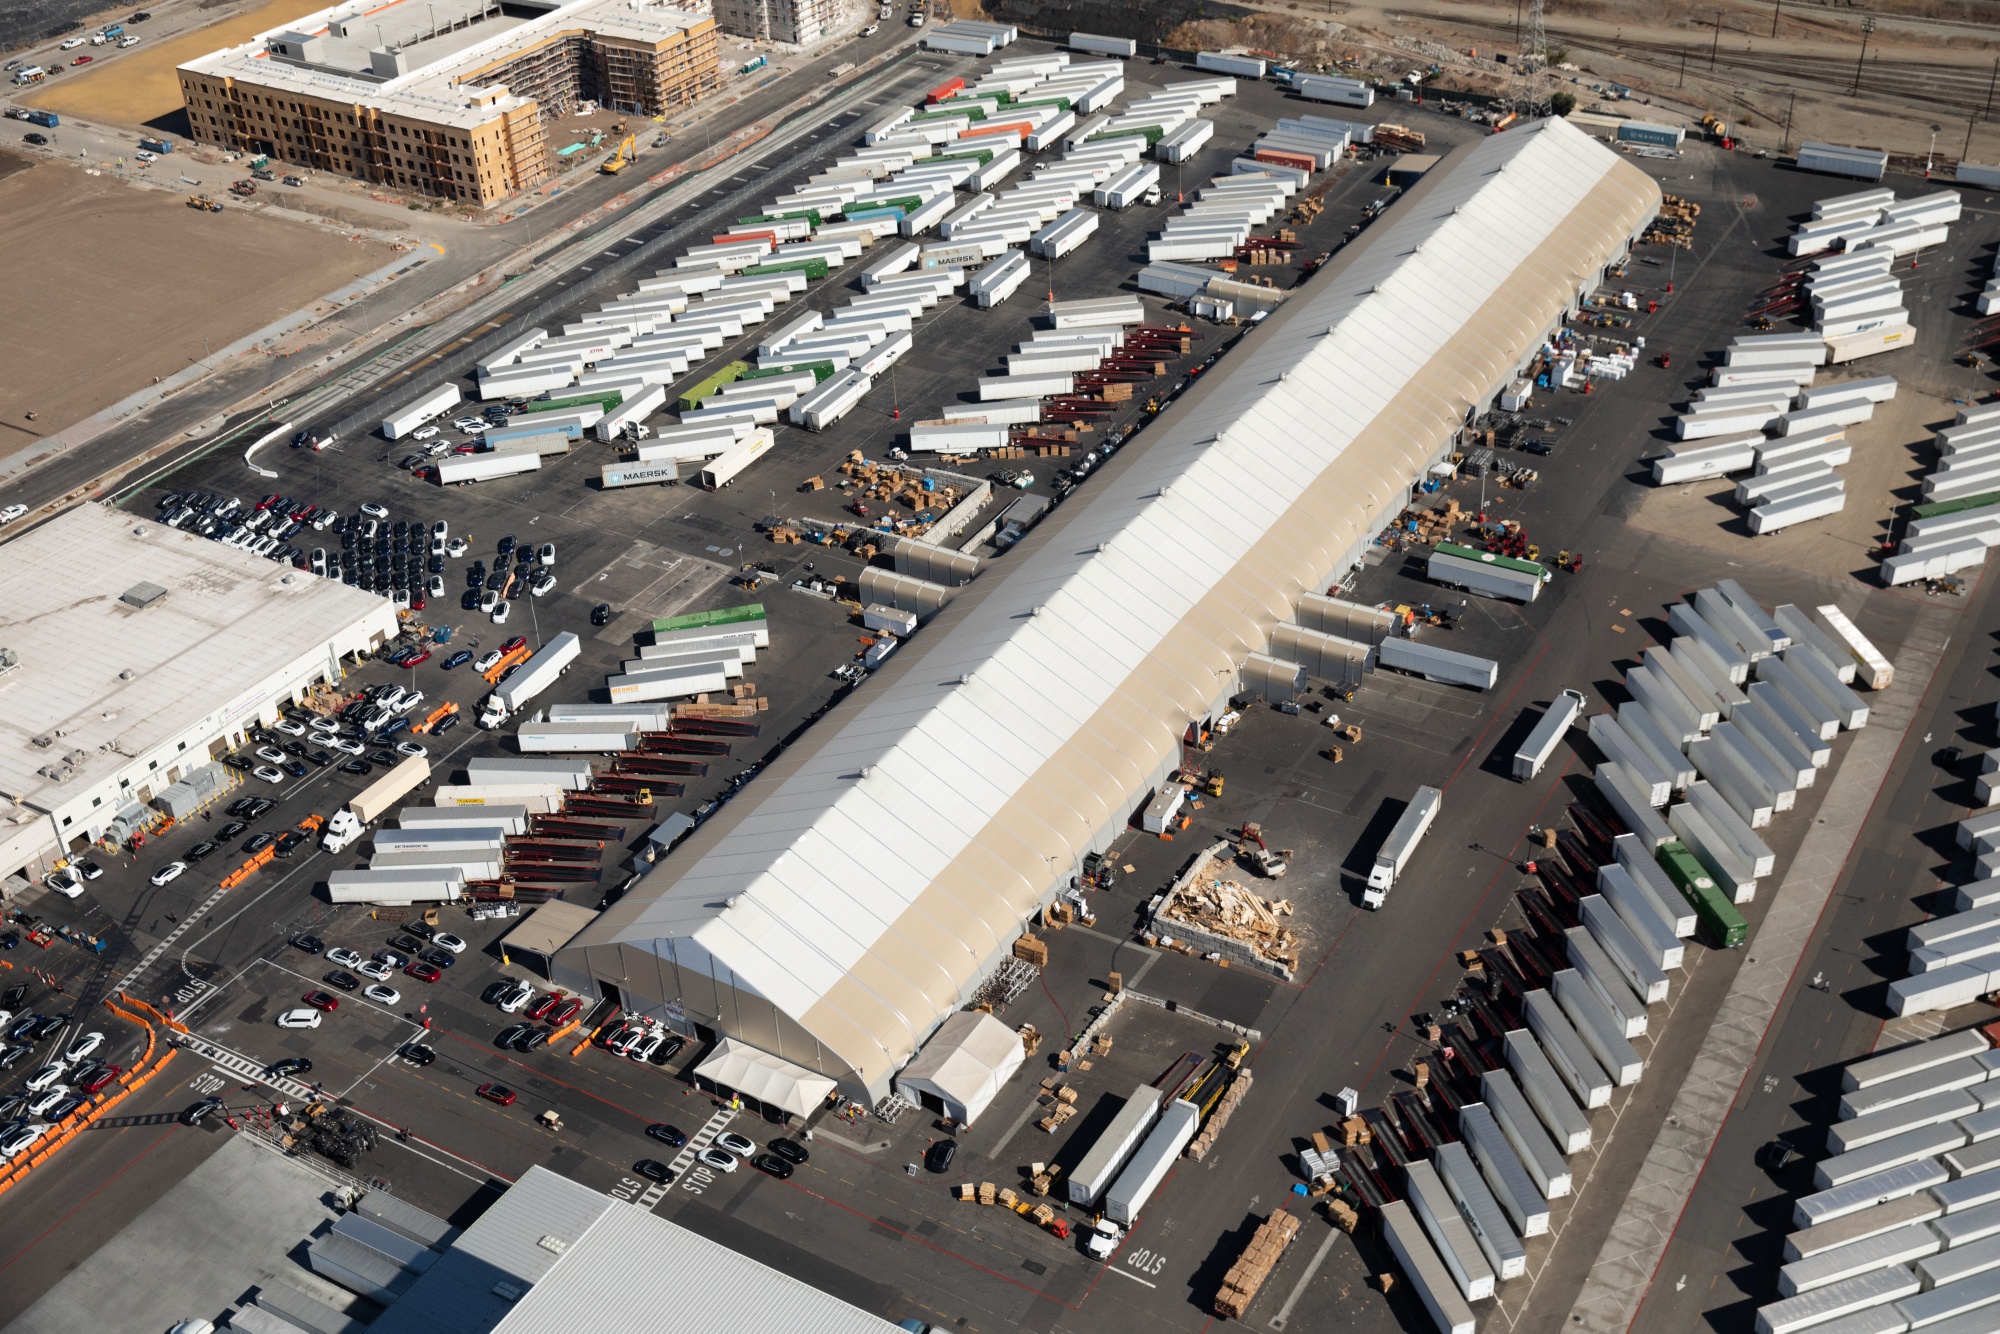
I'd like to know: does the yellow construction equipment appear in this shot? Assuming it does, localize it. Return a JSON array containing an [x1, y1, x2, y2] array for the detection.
[[186, 194, 222, 211], [600, 135, 637, 175]]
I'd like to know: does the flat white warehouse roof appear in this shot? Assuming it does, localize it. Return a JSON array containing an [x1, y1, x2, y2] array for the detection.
[[0, 504, 397, 820]]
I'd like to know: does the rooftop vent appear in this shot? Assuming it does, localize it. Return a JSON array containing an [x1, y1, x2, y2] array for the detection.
[[119, 581, 169, 610]]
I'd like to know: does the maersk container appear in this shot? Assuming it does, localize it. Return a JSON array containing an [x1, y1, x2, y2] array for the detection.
[[1512, 687, 1584, 781], [1596, 863, 1686, 964], [1564, 927, 1649, 1038], [791, 369, 873, 431], [437, 451, 540, 485], [1553, 970, 1645, 1088], [601, 459, 680, 488], [1460, 1102, 1551, 1236], [1581, 894, 1670, 1003], [1379, 1200, 1476, 1334], [1067, 1084, 1161, 1207], [1403, 1157, 1496, 1302], [1524, 989, 1615, 1107], [1376, 638, 1498, 690], [1480, 1069, 1572, 1198], [1102, 1099, 1198, 1226], [1595, 763, 1675, 850], [1504, 1028, 1592, 1154], [382, 384, 462, 440]]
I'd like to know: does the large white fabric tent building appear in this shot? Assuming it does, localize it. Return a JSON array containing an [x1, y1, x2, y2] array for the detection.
[[555, 116, 1661, 1107]]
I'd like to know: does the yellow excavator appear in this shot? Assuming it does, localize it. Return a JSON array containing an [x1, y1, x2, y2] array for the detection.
[[600, 134, 636, 175]]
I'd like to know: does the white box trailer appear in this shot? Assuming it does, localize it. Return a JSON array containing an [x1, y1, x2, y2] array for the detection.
[[1553, 969, 1646, 1087], [1504, 1028, 1592, 1154], [790, 369, 873, 431], [606, 660, 734, 703], [1565, 927, 1649, 1038], [437, 451, 540, 485], [941, 399, 1040, 426], [1403, 1157, 1497, 1302], [1069, 31, 1136, 55], [856, 332, 913, 376], [327, 869, 463, 905], [1363, 784, 1441, 907], [1480, 1069, 1572, 1198], [909, 421, 1011, 453], [1155, 119, 1215, 163], [382, 384, 462, 439], [593, 384, 667, 442], [1101, 1099, 1198, 1225], [1581, 893, 1671, 1003], [979, 373, 1072, 400], [1379, 1201, 1477, 1334], [476, 327, 551, 377], [1196, 50, 1266, 77], [1294, 72, 1375, 106], [693, 430, 775, 489], [1524, 988, 1616, 1106], [1460, 1101, 1552, 1236], [1030, 208, 1099, 257], [970, 250, 1031, 308], [477, 367, 575, 401], [1652, 437, 1762, 484], [1068, 1084, 1161, 1207], [1095, 161, 1161, 209], [1512, 687, 1584, 780]]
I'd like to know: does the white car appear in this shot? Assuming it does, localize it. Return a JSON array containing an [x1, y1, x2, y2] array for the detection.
[[432, 520, 449, 540], [394, 741, 427, 759], [696, 1147, 739, 1173], [714, 1131, 758, 1158], [430, 933, 467, 954], [425, 441, 452, 458], [359, 502, 389, 519], [354, 959, 392, 982], [24, 1064, 67, 1093], [149, 861, 187, 887], [274, 719, 307, 736], [447, 537, 470, 557], [529, 573, 556, 598], [0, 1123, 49, 1161], [330, 737, 366, 755], [479, 590, 500, 615], [44, 871, 83, 899], [537, 543, 556, 567], [461, 420, 487, 435], [0, 504, 27, 525], [629, 1030, 667, 1062], [411, 426, 441, 441], [497, 981, 533, 1013], [25, 1087, 68, 1118], [252, 764, 285, 783], [117, 34, 139, 46], [392, 587, 411, 610], [255, 746, 288, 765], [313, 510, 340, 531], [60, 37, 85, 48], [490, 600, 511, 625], [427, 574, 445, 598], [364, 984, 402, 1006], [276, 1009, 321, 1029], [135, 150, 157, 164], [394, 690, 425, 715], [64, 1031, 104, 1063], [326, 947, 364, 969]]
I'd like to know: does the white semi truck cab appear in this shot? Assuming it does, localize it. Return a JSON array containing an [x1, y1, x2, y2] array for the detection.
[[320, 810, 364, 854]]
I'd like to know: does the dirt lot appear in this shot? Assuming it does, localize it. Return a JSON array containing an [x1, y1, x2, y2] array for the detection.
[[22, 0, 327, 130], [0, 154, 391, 454], [1627, 383, 1947, 587]]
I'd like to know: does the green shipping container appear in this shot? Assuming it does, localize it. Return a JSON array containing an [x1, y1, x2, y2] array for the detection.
[[939, 148, 995, 167], [737, 208, 822, 227], [743, 257, 830, 280], [1656, 841, 1747, 948], [913, 107, 983, 124], [1433, 541, 1549, 581], [653, 603, 767, 633], [523, 391, 625, 416], [1911, 491, 2000, 519], [1091, 125, 1166, 145], [676, 360, 751, 413], [741, 360, 836, 384]]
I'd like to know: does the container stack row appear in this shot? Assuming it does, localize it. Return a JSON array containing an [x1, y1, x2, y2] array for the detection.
[[1146, 162, 1300, 263], [1879, 397, 2000, 586], [1783, 188, 1958, 361], [1753, 1025, 2000, 1334]]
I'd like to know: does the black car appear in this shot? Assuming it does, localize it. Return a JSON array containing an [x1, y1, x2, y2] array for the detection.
[[923, 1139, 958, 1174], [282, 739, 306, 756], [275, 831, 307, 857], [768, 1137, 809, 1165], [307, 749, 333, 768], [1522, 439, 1554, 456], [648, 1035, 684, 1066], [182, 1096, 225, 1126], [433, 712, 460, 735], [369, 749, 398, 767], [26, 1015, 62, 1041], [244, 797, 275, 819], [283, 760, 309, 778], [218, 820, 248, 839], [0, 1043, 29, 1070], [341, 759, 372, 776], [405, 920, 437, 941], [635, 1159, 674, 1183], [290, 934, 324, 954], [0, 983, 25, 1009], [497, 535, 516, 556], [324, 970, 360, 992], [518, 1028, 552, 1052], [390, 934, 424, 955], [645, 1123, 688, 1148], [1938, 745, 1966, 770], [399, 1043, 436, 1066], [496, 1023, 533, 1049], [481, 980, 514, 1004], [1757, 1139, 1801, 1172], [753, 1154, 795, 1180], [69, 1059, 106, 1088], [226, 798, 255, 817], [591, 602, 613, 626], [461, 591, 481, 611], [266, 1056, 312, 1078], [221, 755, 254, 772], [244, 832, 277, 855], [418, 947, 455, 969], [184, 840, 218, 864]]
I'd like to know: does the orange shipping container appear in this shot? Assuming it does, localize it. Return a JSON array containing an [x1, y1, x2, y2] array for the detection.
[[961, 121, 1033, 140], [1254, 148, 1316, 173]]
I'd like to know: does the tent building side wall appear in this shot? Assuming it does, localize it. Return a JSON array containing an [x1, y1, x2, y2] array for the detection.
[[551, 117, 1662, 1104]]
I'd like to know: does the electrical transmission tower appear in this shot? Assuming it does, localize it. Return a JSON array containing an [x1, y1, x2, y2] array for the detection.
[[1510, 0, 1551, 120]]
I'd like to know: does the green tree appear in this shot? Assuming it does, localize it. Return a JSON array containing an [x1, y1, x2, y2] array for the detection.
[[1550, 90, 1577, 116]]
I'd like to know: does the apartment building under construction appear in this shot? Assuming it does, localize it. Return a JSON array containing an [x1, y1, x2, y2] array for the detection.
[[713, 0, 840, 46], [177, 0, 719, 207]]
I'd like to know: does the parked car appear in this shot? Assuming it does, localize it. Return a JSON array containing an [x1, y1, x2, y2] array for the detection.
[[646, 1123, 688, 1148], [302, 990, 340, 1011], [276, 1009, 321, 1029], [149, 861, 186, 886], [476, 1082, 517, 1106]]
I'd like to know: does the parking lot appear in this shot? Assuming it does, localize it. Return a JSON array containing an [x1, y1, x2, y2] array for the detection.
[[2, 32, 1998, 1334]]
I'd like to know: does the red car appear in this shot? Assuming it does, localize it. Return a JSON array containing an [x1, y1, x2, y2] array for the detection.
[[405, 962, 442, 983], [303, 990, 340, 1012], [501, 635, 528, 654], [452, 443, 478, 454], [550, 996, 584, 1026], [256, 493, 282, 511], [81, 1064, 122, 1094], [291, 503, 319, 523], [527, 992, 561, 1021], [411, 593, 426, 611], [476, 1082, 517, 1106], [72, 54, 92, 64], [400, 649, 432, 668]]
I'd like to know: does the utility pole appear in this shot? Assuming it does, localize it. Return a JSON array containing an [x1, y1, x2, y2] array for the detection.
[[1852, 17, 1874, 97], [1927, 122, 1941, 178], [1711, 10, 1723, 71]]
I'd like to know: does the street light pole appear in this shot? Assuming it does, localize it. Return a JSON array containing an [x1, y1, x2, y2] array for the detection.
[[1852, 17, 1874, 97], [1927, 123, 1941, 178], [1710, 10, 1722, 71]]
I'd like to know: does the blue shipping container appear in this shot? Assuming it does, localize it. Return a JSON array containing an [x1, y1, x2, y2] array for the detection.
[[27, 110, 58, 128], [1615, 121, 1686, 148]]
